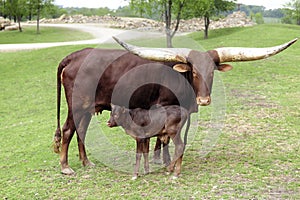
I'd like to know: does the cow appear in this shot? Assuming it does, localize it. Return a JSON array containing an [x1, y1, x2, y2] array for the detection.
[[108, 104, 188, 179], [54, 37, 297, 175]]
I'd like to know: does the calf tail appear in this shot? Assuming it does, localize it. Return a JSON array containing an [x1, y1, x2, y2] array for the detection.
[[53, 57, 69, 153]]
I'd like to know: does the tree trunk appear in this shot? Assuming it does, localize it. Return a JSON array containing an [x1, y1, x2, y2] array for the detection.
[[166, 28, 173, 48], [204, 16, 210, 39], [37, 5, 40, 34], [164, 0, 185, 48], [164, 0, 173, 47], [17, 15, 22, 32]]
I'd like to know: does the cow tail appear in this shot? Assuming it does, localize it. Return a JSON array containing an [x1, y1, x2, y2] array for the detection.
[[53, 57, 69, 153], [183, 115, 190, 149]]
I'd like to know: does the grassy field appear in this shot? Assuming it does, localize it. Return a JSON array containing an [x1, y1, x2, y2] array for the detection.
[[0, 24, 299, 199], [0, 25, 93, 44]]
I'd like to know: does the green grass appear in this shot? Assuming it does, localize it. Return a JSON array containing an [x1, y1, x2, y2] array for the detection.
[[0, 24, 299, 199], [0, 25, 93, 44]]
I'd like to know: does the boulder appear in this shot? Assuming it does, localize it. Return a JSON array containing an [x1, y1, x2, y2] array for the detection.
[[26, 11, 255, 33], [5, 24, 19, 31], [0, 16, 11, 30]]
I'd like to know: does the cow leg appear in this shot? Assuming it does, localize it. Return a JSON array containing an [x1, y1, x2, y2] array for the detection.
[[76, 113, 95, 167], [143, 138, 150, 175], [54, 127, 62, 154], [153, 137, 171, 166], [167, 132, 184, 179], [153, 137, 162, 164], [133, 139, 143, 180], [60, 113, 76, 175], [162, 137, 171, 167]]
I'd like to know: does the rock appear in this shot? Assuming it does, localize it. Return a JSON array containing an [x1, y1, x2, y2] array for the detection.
[[5, 24, 19, 31], [26, 11, 255, 32], [0, 16, 11, 30]]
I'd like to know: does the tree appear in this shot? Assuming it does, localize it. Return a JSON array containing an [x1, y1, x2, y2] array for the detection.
[[5, 0, 28, 32], [29, 0, 54, 34], [284, 0, 300, 25], [186, 0, 236, 39], [130, 0, 187, 47], [251, 12, 264, 24]]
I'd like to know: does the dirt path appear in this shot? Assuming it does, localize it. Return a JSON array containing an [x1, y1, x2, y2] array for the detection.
[[0, 23, 162, 52]]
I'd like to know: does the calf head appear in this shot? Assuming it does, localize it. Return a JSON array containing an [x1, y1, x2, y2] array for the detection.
[[107, 104, 129, 128], [113, 37, 297, 106]]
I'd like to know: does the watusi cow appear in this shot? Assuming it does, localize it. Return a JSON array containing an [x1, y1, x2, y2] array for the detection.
[[108, 104, 188, 179], [54, 37, 297, 174]]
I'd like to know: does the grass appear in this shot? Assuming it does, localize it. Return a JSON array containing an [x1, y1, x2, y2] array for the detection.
[[0, 24, 299, 199], [0, 25, 93, 44]]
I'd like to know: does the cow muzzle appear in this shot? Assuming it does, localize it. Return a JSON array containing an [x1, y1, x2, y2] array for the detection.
[[197, 96, 211, 106]]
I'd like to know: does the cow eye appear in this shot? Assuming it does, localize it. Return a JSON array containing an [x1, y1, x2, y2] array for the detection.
[[192, 71, 198, 78]]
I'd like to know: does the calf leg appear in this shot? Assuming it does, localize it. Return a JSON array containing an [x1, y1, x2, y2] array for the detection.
[[143, 138, 150, 174], [153, 137, 162, 164], [133, 139, 143, 180]]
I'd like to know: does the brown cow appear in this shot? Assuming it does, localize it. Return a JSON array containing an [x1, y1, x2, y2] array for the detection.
[[108, 104, 188, 179], [54, 37, 297, 174]]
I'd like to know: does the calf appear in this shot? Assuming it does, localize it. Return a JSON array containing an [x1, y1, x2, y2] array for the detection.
[[108, 104, 188, 179]]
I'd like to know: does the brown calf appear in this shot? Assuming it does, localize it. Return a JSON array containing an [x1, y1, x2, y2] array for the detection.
[[108, 104, 188, 179]]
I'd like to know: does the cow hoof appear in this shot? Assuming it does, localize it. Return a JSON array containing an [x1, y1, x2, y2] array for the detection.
[[167, 166, 174, 173], [83, 160, 95, 168], [172, 175, 179, 180], [131, 176, 138, 180], [61, 167, 75, 175]]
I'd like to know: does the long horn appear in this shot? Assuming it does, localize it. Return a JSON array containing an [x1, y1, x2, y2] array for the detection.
[[215, 38, 298, 63], [113, 36, 190, 63]]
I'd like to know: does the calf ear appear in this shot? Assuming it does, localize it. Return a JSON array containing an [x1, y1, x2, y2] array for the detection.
[[121, 106, 126, 114], [216, 64, 233, 72], [173, 64, 191, 72]]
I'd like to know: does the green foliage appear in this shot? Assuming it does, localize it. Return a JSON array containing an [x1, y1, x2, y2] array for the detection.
[[129, 0, 188, 47], [253, 12, 264, 24], [41, 4, 67, 18], [0, 0, 55, 21], [130, 0, 156, 18], [1, 24, 299, 199], [283, 0, 300, 25], [184, 0, 236, 39], [184, 0, 236, 19], [64, 7, 111, 16], [263, 8, 284, 18], [233, 5, 285, 19], [114, 6, 139, 17]]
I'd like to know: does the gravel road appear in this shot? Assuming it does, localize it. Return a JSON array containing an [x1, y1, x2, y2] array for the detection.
[[0, 23, 162, 52]]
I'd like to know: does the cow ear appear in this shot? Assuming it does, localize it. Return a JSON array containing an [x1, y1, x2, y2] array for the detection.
[[173, 64, 191, 72], [216, 64, 233, 72], [110, 103, 115, 109]]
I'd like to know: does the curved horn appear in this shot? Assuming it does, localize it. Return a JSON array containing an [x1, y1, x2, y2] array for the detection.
[[214, 38, 298, 63], [113, 36, 190, 63]]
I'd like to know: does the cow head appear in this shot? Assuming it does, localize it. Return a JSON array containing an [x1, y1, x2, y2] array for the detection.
[[113, 37, 297, 106]]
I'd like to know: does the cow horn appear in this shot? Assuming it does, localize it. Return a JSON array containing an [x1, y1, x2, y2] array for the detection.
[[214, 38, 298, 63], [113, 36, 190, 63]]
